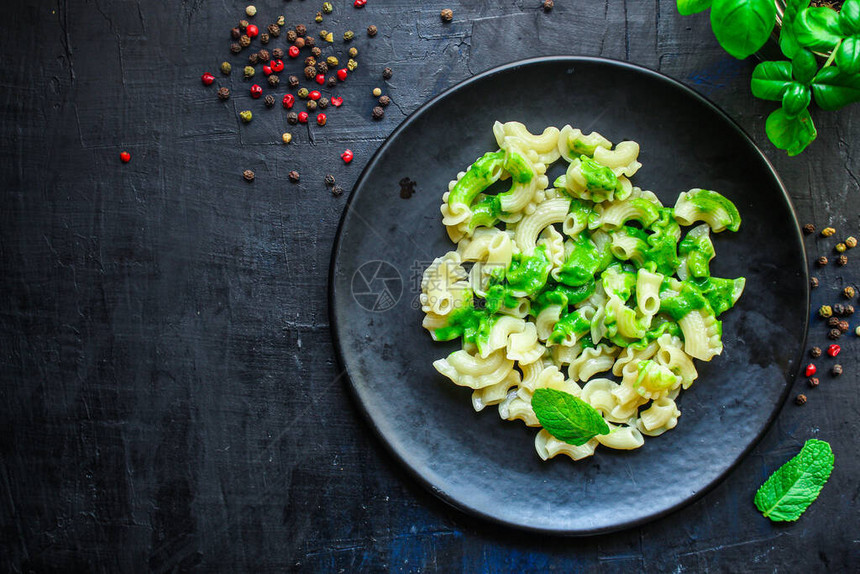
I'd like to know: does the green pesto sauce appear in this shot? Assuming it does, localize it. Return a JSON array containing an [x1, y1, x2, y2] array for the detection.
[[628, 319, 682, 349], [447, 151, 504, 207], [626, 198, 661, 227], [687, 189, 741, 232], [678, 231, 714, 278], [504, 152, 534, 185], [468, 194, 502, 231], [579, 155, 618, 195], [659, 282, 711, 321], [530, 281, 596, 316], [557, 233, 612, 287], [548, 308, 592, 345], [689, 276, 745, 316], [505, 245, 552, 297], [568, 198, 592, 228], [578, 333, 596, 349], [434, 302, 496, 346], [483, 283, 520, 314], [601, 267, 637, 301]]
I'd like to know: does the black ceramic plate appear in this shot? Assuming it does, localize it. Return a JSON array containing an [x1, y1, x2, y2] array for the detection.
[[329, 57, 808, 535]]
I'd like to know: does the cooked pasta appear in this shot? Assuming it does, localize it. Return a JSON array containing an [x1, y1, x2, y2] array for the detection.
[[421, 121, 745, 461]]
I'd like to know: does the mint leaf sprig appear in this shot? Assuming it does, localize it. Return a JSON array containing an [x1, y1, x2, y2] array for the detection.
[[531, 388, 610, 446], [754, 438, 834, 522]]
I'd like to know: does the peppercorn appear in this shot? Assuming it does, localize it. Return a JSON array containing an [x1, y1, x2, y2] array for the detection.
[[312, 46, 322, 58], [268, 75, 279, 87], [317, 62, 329, 74], [277, 16, 285, 27], [250, 84, 263, 98], [287, 30, 298, 42], [239, 109, 253, 122], [810, 277, 819, 288], [837, 254, 848, 266], [245, 5, 256, 17], [832, 364, 843, 376], [802, 223, 815, 234], [344, 30, 355, 41], [305, 56, 317, 67], [846, 236, 857, 249], [808, 377, 819, 388], [828, 316, 840, 328], [833, 304, 846, 316], [231, 27, 242, 39], [239, 20, 249, 29], [319, 29, 329, 39], [341, 149, 354, 163], [347, 59, 358, 71], [295, 37, 306, 49], [323, 2, 333, 13], [817, 255, 828, 266], [315, 12, 323, 23], [220, 61, 232, 75], [243, 66, 255, 79], [327, 56, 339, 67], [288, 75, 300, 88], [231, 43, 242, 53], [272, 48, 284, 59], [819, 305, 833, 318], [856, 325, 860, 336], [240, 34, 251, 47], [324, 174, 336, 186], [247, 23, 259, 37], [845, 305, 855, 315], [217, 87, 231, 100], [305, 36, 315, 48], [328, 76, 337, 87], [440, 8, 454, 21], [259, 49, 270, 62], [316, 113, 327, 126], [331, 96, 343, 107], [306, 100, 318, 111], [268, 24, 281, 37], [805, 364, 817, 377], [827, 344, 841, 357], [821, 227, 836, 237], [382, 67, 393, 79], [828, 328, 841, 340], [378, 95, 390, 107], [282, 132, 292, 144], [243, 169, 255, 182], [296, 24, 307, 36], [248, 53, 260, 65], [795, 394, 807, 405], [367, 24, 378, 36], [810, 346, 822, 358], [264, 94, 275, 108], [372, 106, 384, 120], [543, 0, 554, 11], [836, 242, 847, 253], [319, 97, 329, 109], [260, 33, 270, 44], [345, 48, 357, 60], [297, 88, 309, 99], [332, 185, 344, 196], [838, 319, 850, 332], [372, 87, 382, 97], [287, 111, 298, 124], [304, 66, 316, 79], [289, 170, 300, 183]]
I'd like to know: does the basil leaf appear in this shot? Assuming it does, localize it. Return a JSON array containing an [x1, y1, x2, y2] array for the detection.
[[782, 83, 811, 117], [754, 439, 834, 522], [779, 0, 809, 58], [835, 36, 860, 74], [677, 0, 713, 15], [531, 388, 610, 446], [750, 61, 793, 100], [791, 48, 818, 84], [812, 66, 860, 110], [710, 0, 777, 59], [765, 107, 817, 156], [840, 0, 860, 36], [795, 6, 842, 51]]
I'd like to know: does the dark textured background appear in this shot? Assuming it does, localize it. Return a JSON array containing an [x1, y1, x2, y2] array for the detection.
[[1, 0, 857, 572]]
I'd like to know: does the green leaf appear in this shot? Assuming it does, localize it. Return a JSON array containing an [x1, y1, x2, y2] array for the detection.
[[812, 66, 860, 110], [765, 107, 817, 156], [782, 83, 811, 117], [710, 0, 777, 59], [750, 61, 793, 100], [531, 388, 610, 446], [795, 6, 843, 51], [840, 0, 860, 36], [835, 36, 860, 74], [779, 0, 809, 58], [791, 48, 818, 84], [754, 439, 834, 522], [677, 0, 713, 15]]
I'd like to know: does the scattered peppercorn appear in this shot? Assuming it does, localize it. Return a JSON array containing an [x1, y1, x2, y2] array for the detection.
[[838, 319, 850, 332], [259, 49, 271, 62], [243, 169, 255, 182], [272, 48, 284, 59], [543, 0, 554, 10], [828, 316, 841, 328], [120, 151, 131, 163], [300, 66, 313, 80], [298, 111, 309, 123], [306, 100, 318, 111], [819, 305, 833, 318], [248, 53, 260, 65], [795, 394, 807, 405], [287, 29, 298, 42], [319, 97, 329, 109], [305, 56, 317, 68], [347, 59, 358, 71], [802, 223, 815, 234], [836, 242, 847, 253], [288, 75, 300, 88], [240, 110, 253, 123], [296, 24, 307, 36], [808, 377, 819, 388], [341, 149, 354, 163], [260, 33, 270, 44], [295, 37, 306, 49], [332, 185, 344, 196], [378, 95, 390, 107], [282, 132, 292, 144], [817, 255, 829, 266], [312, 46, 322, 58], [201, 72, 215, 86], [372, 87, 382, 97], [268, 24, 281, 37], [277, 15, 285, 26], [327, 56, 339, 67], [218, 87, 231, 100], [240, 34, 251, 47], [845, 305, 855, 315], [354, 0, 367, 7], [440, 8, 454, 21], [239, 20, 249, 29], [328, 75, 338, 87], [250, 84, 263, 98], [810, 276, 819, 288], [243, 66, 255, 78], [828, 328, 841, 340], [837, 254, 848, 266], [324, 174, 336, 186], [245, 5, 256, 17], [805, 364, 817, 377], [337, 68, 348, 81], [344, 30, 355, 41], [231, 27, 242, 40], [323, 2, 334, 13], [821, 227, 836, 237], [315, 12, 324, 23], [231, 42, 242, 53], [331, 96, 343, 107], [287, 111, 299, 124], [382, 67, 393, 79], [220, 61, 232, 75], [263, 94, 275, 108], [367, 24, 378, 36], [317, 113, 327, 126], [348, 47, 358, 59], [372, 106, 385, 120], [298, 88, 309, 99], [246, 24, 259, 38], [846, 236, 857, 249], [289, 170, 300, 183], [810, 346, 822, 358], [827, 344, 841, 357], [317, 62, 329, 74], [833, 304, 846, 316], [832, 364, 843, 376], [856, 326, 860, 336], [306, 36, 316, 47]]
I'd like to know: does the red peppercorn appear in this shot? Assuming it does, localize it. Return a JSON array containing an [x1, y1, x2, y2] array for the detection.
[[262, 65, 272, 76], [331, 96, 343, 107], [201, 72, 215, 86], [317, 113, 327, 126], [298, 111, 309, 123], [309, 90, 322, 101], [354, 0, 366, 7], [283, 94, 295, 109], [246, 24, 259, 38], [288, 46, 300, 58], [337, 68, 348, 81], [805, 364, 816, 377], [271, 59, 285, 72], [341, 149, 354, 163], [827, 344, 841, 357], [315, 74, 325, 85], [250, 84, 263, 98], [119, 151, 131, 163]]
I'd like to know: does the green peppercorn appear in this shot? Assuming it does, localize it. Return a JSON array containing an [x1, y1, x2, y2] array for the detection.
[[344, 30, 355, 41], [297, 87, 309, 99], [240, 110, 253, 123], [277, 15, 285, 26], [245, 5, 256, 17], [306, 100, 318, 111], [327, 56, 339, 67], [319, 29, 329, 39], [323, 2, 333, 13], [243, 66, 255, 78], [821, 227, 836, 237], [347, 58, 358, 71], [315, 12, 323, 23], [819, 305, 833, 318], [844, 286, 856, 299], [855, 326, 860, 336], [220, 61, 232, 75], [836, 242, 847, 253], [348, 47, 358, 58]]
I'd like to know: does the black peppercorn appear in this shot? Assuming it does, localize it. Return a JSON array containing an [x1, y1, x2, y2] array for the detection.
[[367, 24, 378, 36], [312, 46, 322, 58], [295, 24, 307, 36], [268, 24, 281, 37], [802, 223, 815, 234], [378, 95, 390, 107], [543, 0, 554, 10], [318, 97, 329, 109], [287, 112, 299, 125], [328, 75, 337, 87], [231, 27, 242, 39], [372, 106, 384, 120], [258, 49, 270, 62], [828, 316, 840, 328], [243, 169, 255, 182], [832, 364, 843, 376], [808, 377, 819, 388], [834, 303, 846, 316], [838, 319, 850, 332], [260, 33, 270, 45], [286, 29, 298, 42], [810, 276, 819, 288], [288, 75, 300, 88], [265, 94, 276, 107], [440, 8, 453, 22], [272, 48, 284, 59], [231, 42, 242, 54], [268, 74, 279, 87], [331, 185, 344, 196], [845, 305, 855, 315], [828, 328, 842, 340], [795, 394, 807, 405], [382, 67, 393, 79], [810, 346, 822, 358], [249, 53, 260, 65], [305, 36, 315, 48], [817, 255, 828, 266], [325, 174, 336, 186], [304, 66, 316, 79], [837, 254, 848, 266], [217, 87, 230, 100], [289, 170, 300, 183], [306, 100, 317, 111], [317, 62, 329, 74]]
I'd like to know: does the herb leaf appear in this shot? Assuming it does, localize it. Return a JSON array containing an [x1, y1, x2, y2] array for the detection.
[[531, 388, 610, 446], [751, 61, 793, 100], [811, 66, 860, 110], [677, 0, 713, 16], [841, 0, 860, 36], [782, 83, 811, 117], [779, 0, 809, 58], [791, 48, 818, 85], [795, 6, 842, 51], [710, 0, 776, 59], [754, 439, 834, 522], [835, 36, 860, 74], [765, 107, 817, 155]]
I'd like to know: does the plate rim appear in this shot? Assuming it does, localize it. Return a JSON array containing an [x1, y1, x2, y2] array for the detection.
[[327, 55, 810, 536]]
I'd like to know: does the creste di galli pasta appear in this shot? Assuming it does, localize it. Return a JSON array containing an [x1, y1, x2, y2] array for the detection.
[[419, 121, 745, 461]]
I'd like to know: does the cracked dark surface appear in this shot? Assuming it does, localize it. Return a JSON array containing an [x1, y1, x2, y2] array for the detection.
[[0, 0, 857, 571]]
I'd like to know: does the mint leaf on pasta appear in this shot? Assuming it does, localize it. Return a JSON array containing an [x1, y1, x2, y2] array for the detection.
[[531, 389, 610, 446], [754, 439, 834, 522]]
